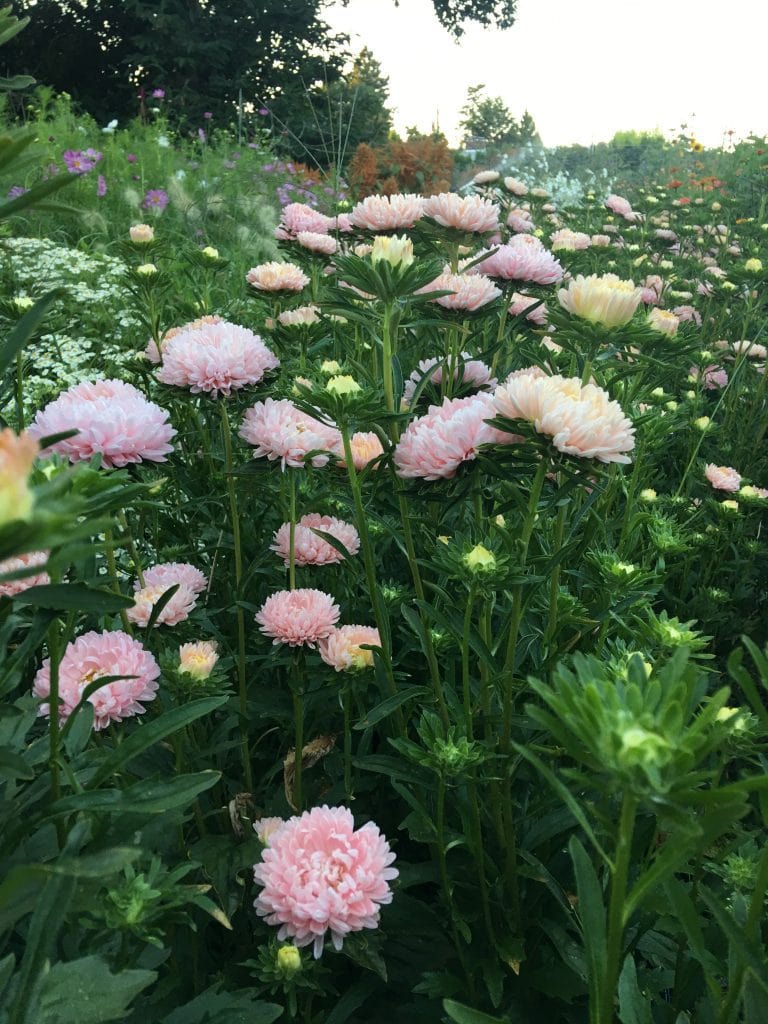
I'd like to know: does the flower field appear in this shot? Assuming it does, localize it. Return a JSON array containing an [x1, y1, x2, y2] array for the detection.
[[2, 76, 768, 1024]]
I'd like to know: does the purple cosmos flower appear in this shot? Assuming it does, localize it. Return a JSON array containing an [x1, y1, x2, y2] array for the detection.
[[96, 175, 107, 197], [7, 185, 28, 199], [63, 150, 97, 174], [143, 188, 169, 212], [126, 153, 138, 163], [203, 111, 213, 119], [152, 89, 165, 99]]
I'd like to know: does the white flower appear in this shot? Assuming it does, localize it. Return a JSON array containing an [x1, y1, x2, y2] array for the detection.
[[102, 119, 118, 134], [157, 135, 171, 148]]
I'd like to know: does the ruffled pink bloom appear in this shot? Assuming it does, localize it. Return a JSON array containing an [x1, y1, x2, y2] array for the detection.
[[275, 202, 333, 240], [128, 562, 207, 627], [277, 305, 321, 327], [349, 193, 425, 231], [256, 588, 340, 647], [493, 371, 635, 464], [33, 629, 160, 730], [422, 192, 499, 233], [732, 340, 768, 359], [29, 379, 175, 468], [0, 551, 50, 598], [475, 241, 563, 285], [673, 305, 702, 325], [509, 292, 548, 325], [504, 176, 528, 196], [641, 274, 665, 306], [402, 353, 496, 406], [690, 364, 728, 390], [143, 562, 207, 594], [420, 271, 501, 311], [155, 320, 279, 397], [319, 625, 381, 671], [654, 228, 678, 242], [145, 315, 224, 365], [337, 432, 385, 471], [507, 208, 535, 233], [394, 393, 506, 480], [253, 804, 397, 957], [240, 398, 342, 469], [271, 513, 360, 566], [333, 213, 354, 233], [246, 262, 310, 292], [591, 234, 612, 247], [254, 817, 286, 844], [473, 169, 500, 185], [296, 231, 337, 255], [550, 228, 591, 251], [705, 464, 741, 492], [605, 194, 640, 222]]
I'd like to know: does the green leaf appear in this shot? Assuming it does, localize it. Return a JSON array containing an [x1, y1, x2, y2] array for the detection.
[[13, 583, 135, 612], [569, 836, 607, 1014], [0, 74, 34, 90], [0, 289, 63, 379], [618, 954, 653, 1024], [354, 686, 427, 729], [699, 885, 768, 995], [162, 985, 282, 1024], [37, 956, 156, 1023], [0, 952, 15, 1003], [145, 583, 180, 630], [50, 771, 220, 817], [0, 171, 76, 221], [324, 976, 380, 1024], [0, 747, 33, 781], [91, 696, 227, 785], [442, 999, 510, 1023]]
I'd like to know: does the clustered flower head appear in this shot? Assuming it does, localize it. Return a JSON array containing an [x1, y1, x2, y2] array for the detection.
[[253, 804, 397, 957], [0, 551, 50, 598], [319, 625, 381, 671], [33, 629, 160, 730], [239, 398, 342, 469], [338, 432, 385, 471], [558, 273, 643, 328], [246, 262, 310, 293], [704, 464, 742, 492], [256, 588, 340, 647], [128, 562, 207, 628], [349, 193, 425, 232], [178, 640, 219, 680], [154, 319, 279, 398], [0, 428, 38, 527], [275, 202, 334, 240], [271, 513, 360, 567], [493, 369, 636, 464], [394, 393, 507, 480], [420, 270, 501, 312], [29, 379, 175, 468], [475, 238, 563, 285], [422, 192, 500, 234], [402, 353, 496, 407]]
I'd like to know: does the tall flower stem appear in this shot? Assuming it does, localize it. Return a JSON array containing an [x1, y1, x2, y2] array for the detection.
[[220, 401, 252, 793], [287, 469, 297, 591], [291, 660, 305, 812], [380, 300, 397, 436], [544, 494, 568, 661], [490, 287, 512, 377], [105, 530, 132, 636], [47, 616, 64, 847], [15, 352, 24, 431], [342, 683, 353, 799], [461, 583, 476, 739], [596, 793, 637, 1024], [117, 510, 145, 587]]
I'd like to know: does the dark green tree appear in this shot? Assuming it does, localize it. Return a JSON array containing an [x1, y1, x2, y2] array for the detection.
[[402, 0, 517, 37], [10, 0, 347, 128], [459, 84, 537, 147], [272, 48, 392, 169]]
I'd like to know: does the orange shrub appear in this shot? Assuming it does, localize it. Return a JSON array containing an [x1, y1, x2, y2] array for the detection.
[[349, 136, 454, 197]]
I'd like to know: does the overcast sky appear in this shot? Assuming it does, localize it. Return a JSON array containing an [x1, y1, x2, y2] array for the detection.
[[323, 0, 767, 148]]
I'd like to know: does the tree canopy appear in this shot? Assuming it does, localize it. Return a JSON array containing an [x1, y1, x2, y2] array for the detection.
[[459, 84, 539, 147]]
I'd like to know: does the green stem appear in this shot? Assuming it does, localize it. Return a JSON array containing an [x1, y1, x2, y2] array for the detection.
[[292, 683, 304, 812], [220, 402, 252, 793], [461, 584, 476, 739], [117, 510, 145, 587], [47, 616, 64, 848], [381, 300, 396, 431], [105, 530, 132, 635], [342, 684, 352, 799], [15, 350, 24, 431], [288, 469, 297, 592], [597, 793, 638, 1024], [435, 774, 475, 993], [544, 496, 568, 660]]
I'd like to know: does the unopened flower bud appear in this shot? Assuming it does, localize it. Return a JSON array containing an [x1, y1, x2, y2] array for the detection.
[[371, 234, 414, 268], [136, 263, 158, 277], [201, 245, 219, 260], [325, 374, 361, 397], [129, 223, 155, 244], [276, 945, 302, 977], [744, 257, 763, 273], [463, 543, 496, 572]]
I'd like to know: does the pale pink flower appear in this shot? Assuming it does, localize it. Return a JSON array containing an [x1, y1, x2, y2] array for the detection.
[[319, 625, 381, 671], [422, 192, 499, 233], [690, 364, 728, 390], [129, 223, 155, 244], [591, 234, 612, 247], [178, 640, 219, 679], [0, 551, 50, 598], [145, 315, 224, 364], [504, 176, 528, 196], [271, 514, 360, 566], [296, 231, 337, 255], [550, 228, 591, 251], [33, 629, 160, 730], [142, 562, 207, 595], [641, 275, 665, 306], [654, 228, 678, 242], [475, 241, 563, 285], [732, 340, 768, 359], [275, 203, 333, 240], [253, 804, 397, 957], [29, 379, 175, 468], [255, 588, 340, 647], [420, 271, 501, 311], [558, 273, 643, 328], [507, 210, 535, 233], [254, 817, 286, 844], [509, 292, 548, 325], [705, 464, 741, 492], [647, 308, 679, 336], [493, 372, 635, 464], [333, 213, 354, 233], [240, 398, 342, 469], [128, 562, 207, 628], [155, 320, 279, 397], [673, 305, 702, 325], [402, 353, 496, 406], [246, 262, 310, 292], [278, 305, 321, 327], [338, 432, 385, 471], [605, 194, 640, 221], [393, 393, 505, 480], [0, 429, 38, 526], [349, 193, 425, 231], [473, 170, 500, 185]]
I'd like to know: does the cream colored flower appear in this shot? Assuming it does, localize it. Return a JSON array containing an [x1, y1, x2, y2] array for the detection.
[[371, 234, 414, 268], [0, 429, 38, 526], [558, 273, 643, 328]]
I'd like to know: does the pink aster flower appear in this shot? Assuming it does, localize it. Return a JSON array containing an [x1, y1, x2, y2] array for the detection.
[[493, 372, 635, 464], [337, 432, 385, 471], [349, 193, 425, 231], [143, 562, 207, 594], [254, 816, 286, 844], [256, 588, 340, 647], [277, 305, 321, 327], [550, 228, 591, 251], [296, 231, 337, 255], [253, 804, 397, 957], [419, 270, 501, 311], [504, 176, 529, 196], [275, 202, 333, 239], [402, 353, 496, 406], [29, 379, 175, 468], [240, 398, 342, 469], [33, 629, 160, 730], [0, 551, 50, 598], [475, 239, 563, 285], [690, 364, 728, 390], [422, 192, 500, 233], [246, 262, 310, 292], [319, 625, 381, 671], [673, 305, 702, 325], [128, 561, 207, 628], [155, 319, 279, 397], [271, 513, 360, 566], [509, 292, 548, 325], [705, 464, 742, 492], [605, 193, 640, 222], [506, 208, 535, 233], [393, 393, 505, 480]]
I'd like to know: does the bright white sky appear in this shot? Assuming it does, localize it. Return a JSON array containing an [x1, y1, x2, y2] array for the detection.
[[323, 0, 767, 149]]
